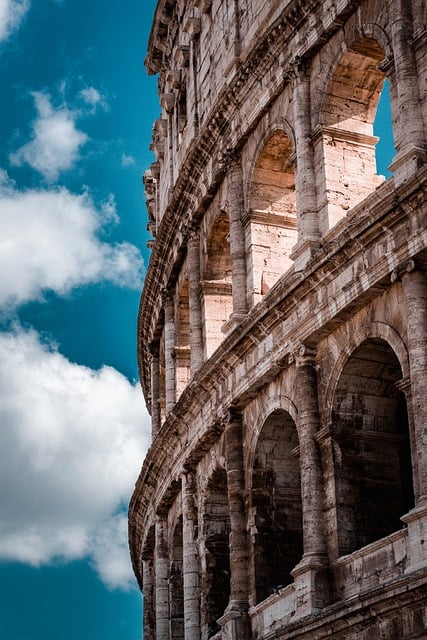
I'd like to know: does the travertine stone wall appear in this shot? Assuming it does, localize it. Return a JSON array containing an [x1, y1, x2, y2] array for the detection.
[[132, 0, 427, 638]]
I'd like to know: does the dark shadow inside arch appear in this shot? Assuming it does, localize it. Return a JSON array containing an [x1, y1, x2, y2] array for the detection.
[[169, 516, 184, 639], [332, 338, 414, 556], [202, 469, 231, 637], [251, 409, 303, 604]]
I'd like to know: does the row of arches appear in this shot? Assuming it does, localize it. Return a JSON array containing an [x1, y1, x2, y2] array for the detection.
[[149, 336, 414, 639]]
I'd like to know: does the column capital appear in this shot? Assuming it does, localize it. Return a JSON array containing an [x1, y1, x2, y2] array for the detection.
[[390, 258, 417, 283], [293, 342, 317, 367]]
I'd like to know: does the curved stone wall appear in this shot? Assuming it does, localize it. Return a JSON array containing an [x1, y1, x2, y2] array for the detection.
[[130, 0, 427, 638]]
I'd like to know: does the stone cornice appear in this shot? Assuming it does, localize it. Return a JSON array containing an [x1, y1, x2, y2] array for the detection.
[[130, 168, 427, 586], [138, 0, 361, 404]]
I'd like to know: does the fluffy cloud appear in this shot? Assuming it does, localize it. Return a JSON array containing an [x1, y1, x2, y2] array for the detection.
[[121, 153, 136, 167], [0, 327, 151, 589], [0, 0, 29, 42], [80, 86, 108, 112], [10, 91, 88, 181], [0, 171, 145, 309]]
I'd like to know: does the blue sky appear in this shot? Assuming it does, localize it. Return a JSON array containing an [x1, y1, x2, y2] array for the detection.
[[0, 1, 395, 638], [0, 1, 157, 638]]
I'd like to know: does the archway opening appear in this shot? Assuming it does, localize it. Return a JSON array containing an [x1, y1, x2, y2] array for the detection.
[[248, 131, 297, 304], [202, 468, 231, 637], [318, 37, 391, 230], [202, 211, 233, 357], [332, 338, 414, 556], [251, 409, 303, 604], [169, 517, 184, 639]]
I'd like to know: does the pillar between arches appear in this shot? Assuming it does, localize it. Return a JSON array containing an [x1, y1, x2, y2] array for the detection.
[[289, 57, 321, 270], [155, 516, 170, 640], [149, 341, 161, 440], [163, 289, 176, 413], [291, 345, 330, 614], [181, 471, 201, 640], [226, 155, 248, 326], [388, 0, 427, 185], [142, 557, 156, 640], [219, 408, 250, 639], [187, 228, 204, 373]]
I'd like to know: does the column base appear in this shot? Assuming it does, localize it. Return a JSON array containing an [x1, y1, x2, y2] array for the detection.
[[401, 502, 427, 573], [291, 553, 331, 616], [290, 239, 322, 271], [217, 600, 250, 639], [389, 145, 427, 187]]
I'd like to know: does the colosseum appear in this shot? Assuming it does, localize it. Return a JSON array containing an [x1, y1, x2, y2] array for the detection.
[[128, 0, 427, 637]]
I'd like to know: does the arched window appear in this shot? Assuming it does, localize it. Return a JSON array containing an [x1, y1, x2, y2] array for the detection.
[[250, 410, 303, 604], [248, 131, 297, 305], [316, 37, 393, 232], [332, 338, 414, 556], [202, 211, 233, 357], [201, 469, 231, 637], [169, 517, 184, 640]]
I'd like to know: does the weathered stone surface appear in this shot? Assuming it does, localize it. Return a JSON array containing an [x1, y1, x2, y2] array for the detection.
[[129, 0, 427, 637]]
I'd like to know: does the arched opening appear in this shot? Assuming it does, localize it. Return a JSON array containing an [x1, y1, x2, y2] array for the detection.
[[202, 211, 233, 358], [169, 517, 184, 639], [374, 79, 396, 177], [251, 410, 303, 604], [201, 469, 231, 637], [248, 131, 297, 305], [175, 278, 191, 398], [332, 338, 414, 556], [316, 37, 392, 232]]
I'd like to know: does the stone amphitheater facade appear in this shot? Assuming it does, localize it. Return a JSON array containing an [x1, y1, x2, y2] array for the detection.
[[128, 0, 427, 637]]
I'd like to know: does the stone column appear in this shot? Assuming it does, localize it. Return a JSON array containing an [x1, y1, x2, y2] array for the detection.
[[187, 228, 204, 373], [291, 345, 330, 613], [142, 557, 156, 640], [155, 516, 170, 639], [389, 0, 426, 183], [219, 408, 249, 638], [150, 341, 161, 439], [181, 471, 200, 640], [290, 58, 321, 269], [400, 265, 427, 502], [163, 290, 176, 413], [227, 156, 248, 318]]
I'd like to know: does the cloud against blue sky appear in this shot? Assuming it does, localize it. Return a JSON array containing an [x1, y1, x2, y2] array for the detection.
[[0, 0, 157, 601], [0, 0, 29, 43], [0, 327, 149, 588]]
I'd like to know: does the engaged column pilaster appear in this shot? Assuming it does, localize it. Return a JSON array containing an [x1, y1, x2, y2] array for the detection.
[[187, 228, 204, 373], [181, 470, 200, 640], [155, 516, 170, 640]]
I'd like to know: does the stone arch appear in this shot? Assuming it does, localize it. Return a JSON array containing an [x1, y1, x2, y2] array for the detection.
[[324, 321, 410, 426], [201, 210, 233, 357], [200, 467, 231, 638], [331, 337, 414, 557], [246, 394, 298, 475], [169, 516, 184, 639], [175, 277, 191, 397], [314, 32, 392, 231], [246, 128, 297, 305], [249, 408, 303, 604]]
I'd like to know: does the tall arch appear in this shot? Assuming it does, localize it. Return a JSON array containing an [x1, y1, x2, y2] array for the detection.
[[201, 211, 233, 357], [315, 36, 392, 232], [169, 516, 184, 639], [247, 130, 297, 305], [250, 409, 303, 604], [201, 468, 231, 638], [332, 338, 414, 556]]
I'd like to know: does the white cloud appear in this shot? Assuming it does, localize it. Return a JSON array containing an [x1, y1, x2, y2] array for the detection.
[[0, 327, 151, 589], [121, 153, 136, 167], [0, 172, 145, 309], [80, 86, 108, 112], [0, 0, 29, 42], [10, 91, 88, 181]]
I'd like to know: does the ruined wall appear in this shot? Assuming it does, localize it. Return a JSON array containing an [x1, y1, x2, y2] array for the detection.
[[131, 0, 427, 638]]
